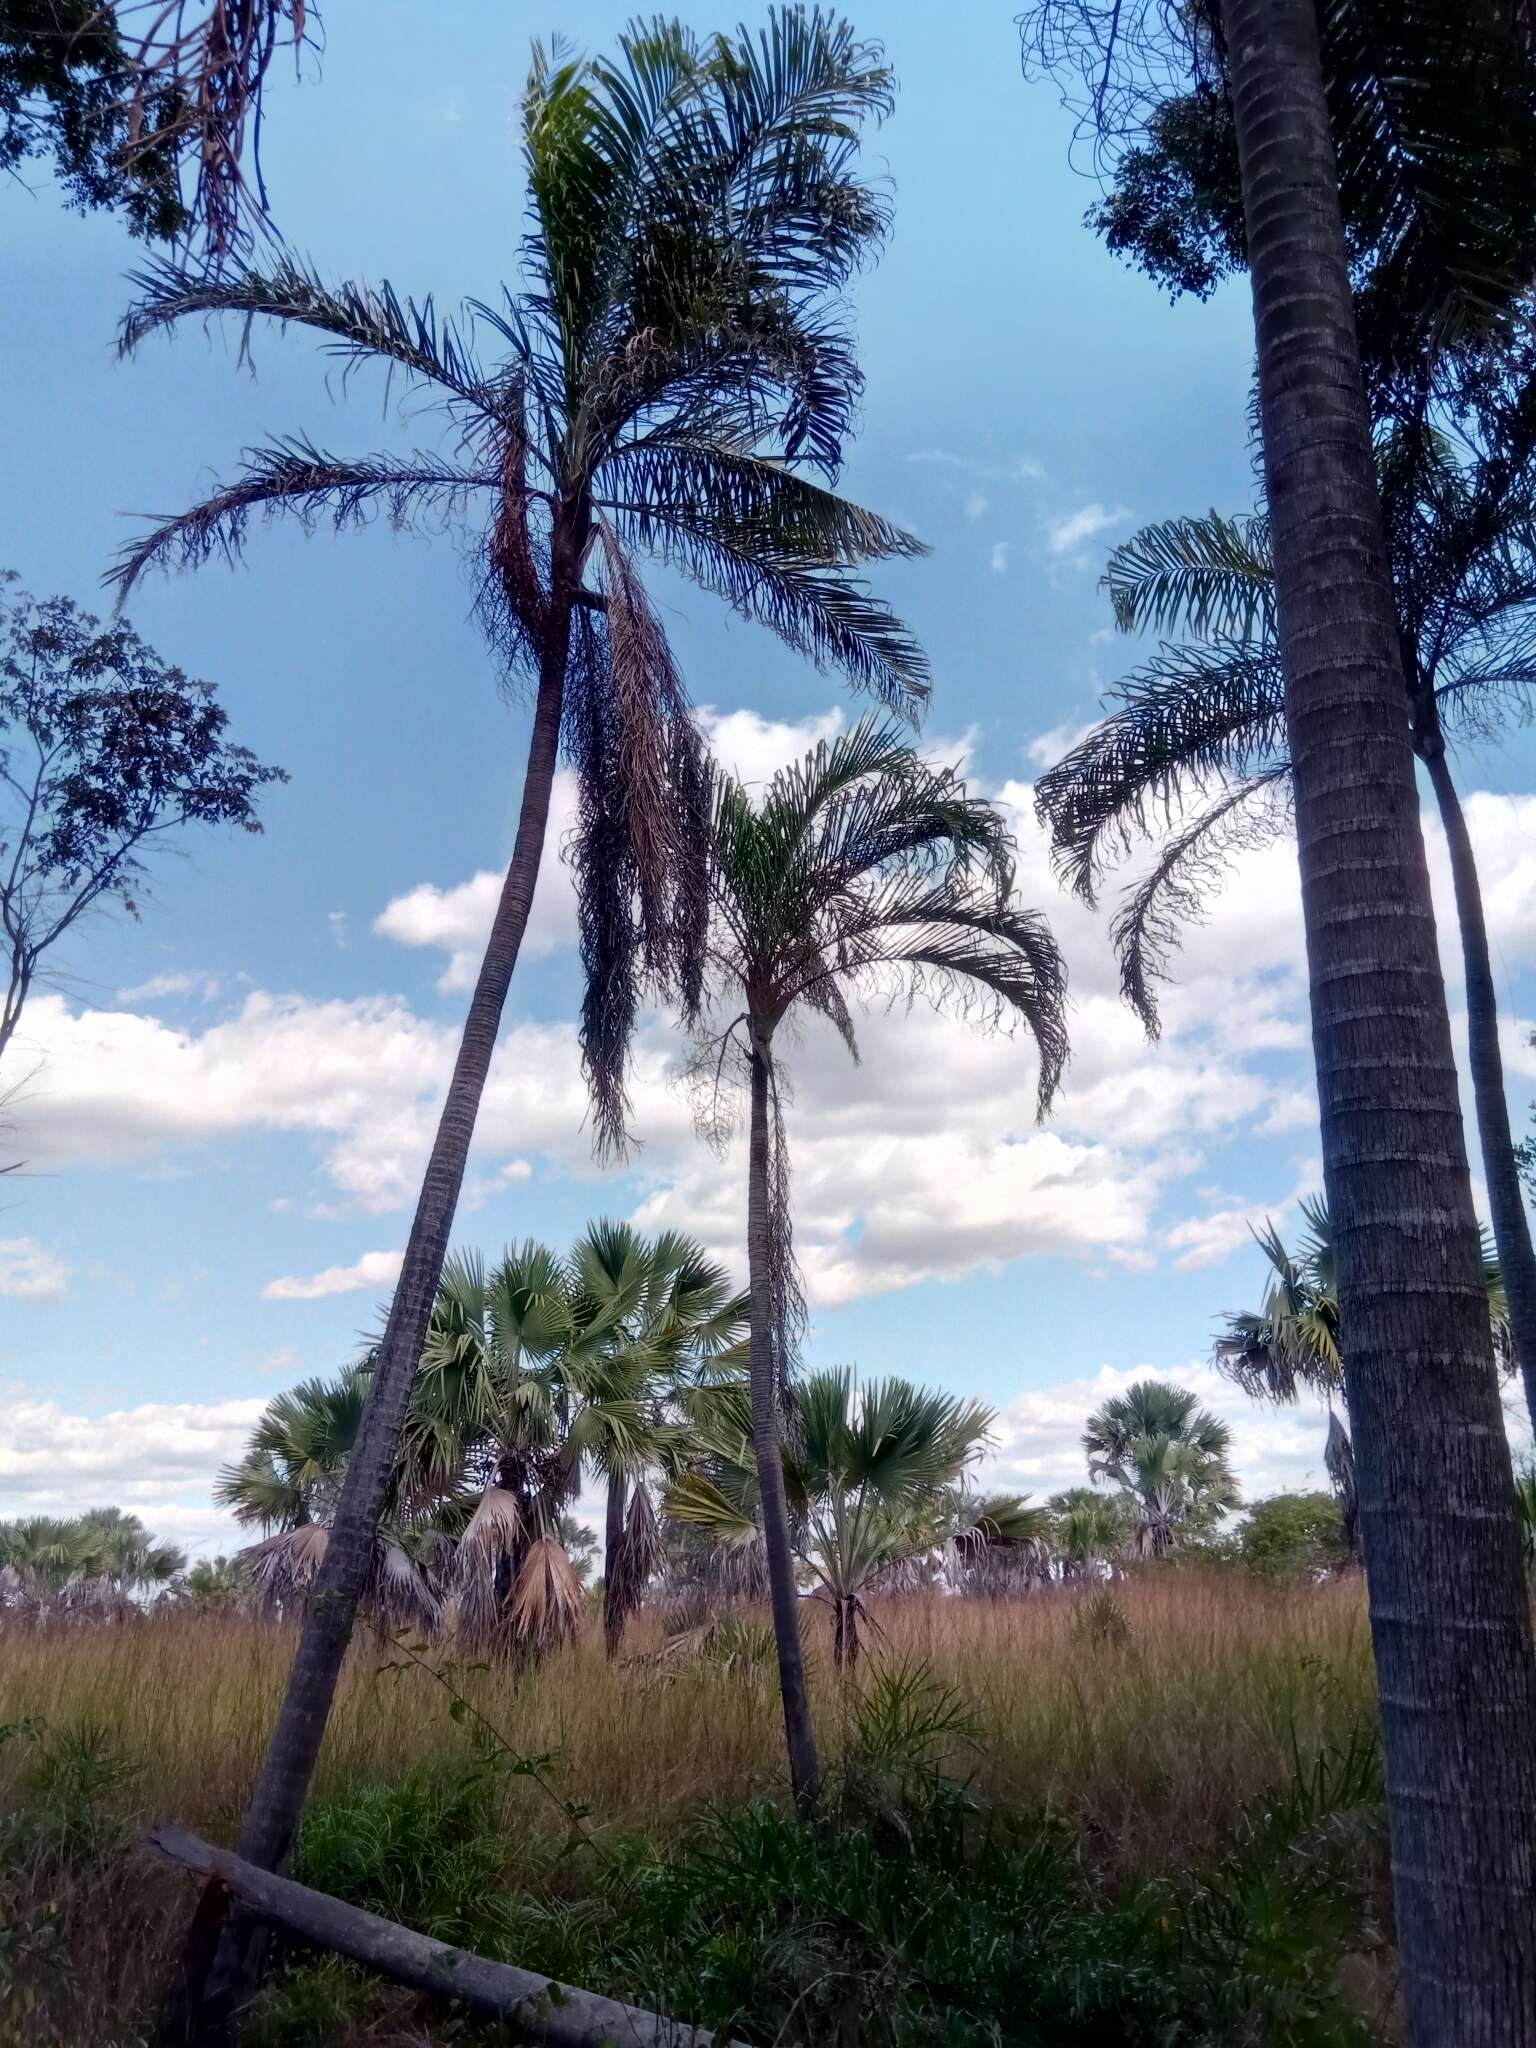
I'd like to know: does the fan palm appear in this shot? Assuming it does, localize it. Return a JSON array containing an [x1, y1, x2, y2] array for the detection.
[[1082, 1379, 1238, 1558], [1047, 1487, 1129, 1579], [665, 1368, 1008, 1668], [683, 717, 1069, 1806], [0, 1508, 186, 1612], [563, 1220, 748, 1656], [1215, 1195, 1511, 1559], [1035, 398, 1536, 1434], [120, 14, 928, 1913]]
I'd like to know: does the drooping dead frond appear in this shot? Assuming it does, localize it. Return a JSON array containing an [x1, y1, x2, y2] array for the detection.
[[510, 1533, 585, 1647], [451, 1484, 525, 1645], [1325, 1411, 1361, 1562], [119, 1, 318, 260], [565, 524, 710, 1156], [604, 1483, 661, 1652], [241, 1523, 328, 1612], [373, 1539, 442, 1633]]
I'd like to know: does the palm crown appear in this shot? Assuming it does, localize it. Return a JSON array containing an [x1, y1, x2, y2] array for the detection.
[[113, 10, 929, 1150], [692, 716, 1070, 1382]]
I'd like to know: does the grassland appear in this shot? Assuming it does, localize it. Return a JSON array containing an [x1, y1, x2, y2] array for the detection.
[[0, 1572, 1393, 2046]]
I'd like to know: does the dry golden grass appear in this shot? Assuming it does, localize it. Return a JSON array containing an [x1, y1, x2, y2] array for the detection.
[[0, 1570, 1374, 1876]]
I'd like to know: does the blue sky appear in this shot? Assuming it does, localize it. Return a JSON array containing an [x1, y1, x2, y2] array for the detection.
[[5, 1, 1536, 1551]]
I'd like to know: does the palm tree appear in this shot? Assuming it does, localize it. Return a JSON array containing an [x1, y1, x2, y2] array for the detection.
[[1047, 1487, 1130, 1580], [683, 718, 1069, 1807], [0, 1509, 186, 1613], [562, 1220, 747, 1656], [1081, 1380, 1237, 1558], [1035, 403, 1536, 1432], [665, 1368, 1012, 1667], [1214, 5, 1536, 2022], [1023, 2, 1536, 2013], [121, 16, 929, 1931], [1216, 1196, 1512, 1558]]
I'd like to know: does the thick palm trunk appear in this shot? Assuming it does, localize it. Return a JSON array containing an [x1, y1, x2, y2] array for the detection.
[[177, 602, 575, 2039], [602, 1471, 627, 1658], [1220, 2, 1536, 2038], [747, 1033, 819, 1814], [1425, 746, 1536, 1433]]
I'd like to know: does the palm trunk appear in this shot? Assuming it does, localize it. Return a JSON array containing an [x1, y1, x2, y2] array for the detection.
[[832, 1595, 858, 1670], [177, 598, 576, 2039], [747, 1031, 819, 1814], [1425, 745, 1536, 1434], [1221, 1, 1536, 2037], [602, 1471, 627, 1659]]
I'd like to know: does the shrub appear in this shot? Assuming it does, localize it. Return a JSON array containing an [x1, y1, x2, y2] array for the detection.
[[1240, 1494, 1350, 1579]]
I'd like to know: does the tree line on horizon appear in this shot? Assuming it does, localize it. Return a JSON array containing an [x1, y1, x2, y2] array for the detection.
[[9, 1, 1536, 2040]]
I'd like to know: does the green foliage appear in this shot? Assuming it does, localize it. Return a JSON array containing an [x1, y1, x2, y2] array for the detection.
[[0, 1, 187, 240], [293, 1755, 517, 1950], [1083, 1379, 1239, 1557], [242, 1958, 371, 2048], [496, 1731, 1379, 2046], [1241, 1495, 1351, 1581], [0, 1719, 140, 1873]]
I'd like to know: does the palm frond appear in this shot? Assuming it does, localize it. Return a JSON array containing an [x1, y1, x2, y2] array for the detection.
[[1111, 768, 1292, 1035], [119, 255, 497, 406], [1104, 510, 1274, 639], [1034, 642, 1288, 901], [111, 439, 495, 599]]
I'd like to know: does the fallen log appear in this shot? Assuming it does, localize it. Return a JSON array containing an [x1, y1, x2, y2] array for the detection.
[[143, 1823, 741, 2048]]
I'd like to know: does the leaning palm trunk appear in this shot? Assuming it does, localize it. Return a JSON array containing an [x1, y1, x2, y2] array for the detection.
[[1425, 746, 1536, 1435], [747, 1037, 819, 1813], [1221, 0, 1536, 2036], [183, 615, 573, 2031]]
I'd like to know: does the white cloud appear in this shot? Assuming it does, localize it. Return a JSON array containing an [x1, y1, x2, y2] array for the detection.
[[261, 1248, 403, 1301], [1025, 719, 1096, 769], [985, 1359, 1344, 1505], [375, 771, 581, 988], [328, 911, 349, 949], [989, 541, 1011, 575], [698, 704, 846, 788], [0, 1237, 68, 1302], [964, 492, 989, 522], [116, 971, 220, 1003], [257, 1346, 303, 1377], [903, 449, 1046, 484], [1047, 502, 1133, 556]]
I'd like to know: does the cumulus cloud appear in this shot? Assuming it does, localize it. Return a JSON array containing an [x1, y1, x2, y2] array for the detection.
[[1047, 502, 1133, 556], [984, 1359, 1343, 1504], [375, 772, 581, 988], [262, 1248, 403, 1301], [0, 1237, 69, 1301]]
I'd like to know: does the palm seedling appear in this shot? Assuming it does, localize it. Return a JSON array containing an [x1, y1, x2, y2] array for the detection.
[[680, 718, 1069, 1805], [115, 11, 930, 1916]]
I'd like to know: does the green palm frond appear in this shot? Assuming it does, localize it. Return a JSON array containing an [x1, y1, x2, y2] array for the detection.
[[1034, 642, 1287, 902], [110, 439, 496, 598], [119, 256, 497, 404], [1104, 510, 1274, 639]]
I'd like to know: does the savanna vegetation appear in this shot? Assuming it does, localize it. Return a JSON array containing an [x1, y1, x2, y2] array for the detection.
[[8, 3, 1536, 2046]]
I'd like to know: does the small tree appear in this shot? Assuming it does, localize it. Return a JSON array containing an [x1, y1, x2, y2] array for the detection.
[[0, 578, 283, 1065], [1082, 1379, 1238, 1557], [1239, 1492, 1349, 1579]]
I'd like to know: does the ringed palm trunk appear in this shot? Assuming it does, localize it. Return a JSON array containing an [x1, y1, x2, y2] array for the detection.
[[602, 1470, 627, 1658], [1424, 744, 1536, 1434], [180, 587, 577, 2036], [747, 1030, 819, 1814], [1220, 1, 1536, 2037]]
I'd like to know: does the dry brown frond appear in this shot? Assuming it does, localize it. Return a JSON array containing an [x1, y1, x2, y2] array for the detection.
[[510, 1534, 585, 1648]]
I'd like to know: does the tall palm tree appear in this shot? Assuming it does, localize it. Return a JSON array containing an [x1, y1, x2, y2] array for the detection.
[[563, 1220, 747, 1655], [1047, 1487, 1129, 1580], [684, 718, 1069, 1807], [121, 16, 929, 1942], [1214, 3, 1536, 2025], [1215, 1196, 1512, 1558], [1082, 1379, 1238, 1558], [666, 1368, 1014, 1666], [1035, 405, 1536, 1431], [0, 1507, 185, 1612]]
